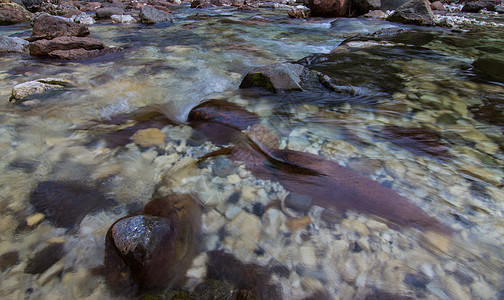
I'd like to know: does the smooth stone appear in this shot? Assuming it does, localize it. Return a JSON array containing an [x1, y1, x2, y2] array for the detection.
[[342, 219, 370, 236], [241, 185, 256, 201], [443, 276, 471, 300], [25, 242, 65, 274], [299, 245, 317, 268], [285, 216, 311, 231], [262, 208, 285, 239], [0, 251, 19, 270], [26, 213, 44, 226], [420, 231, 450, 254], [132, 128, 166, 148], [285, 192, 312, 212], [228, 211, 261, 251], [239, 63, 305, 93], [139, 5, 173, 24]]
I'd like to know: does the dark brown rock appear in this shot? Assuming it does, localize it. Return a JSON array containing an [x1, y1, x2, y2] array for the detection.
[[303, 0, 351, 17], [188, 99, 260, 145], [31, 14, 89, 40], [351, 0, 381, 16], [462, 0, 500, 12], [47, 47, 120, 60], [0, 251, 19, 270], [104, 194, 201, 294], [25, 242, 65, 274], [29, 180, 116, 228], [29, 36, 104, 57], [0, 3, 32, 25], [387, 0, 434, 26], [203, 250, 281, 300], [95, 6, 125, 18]]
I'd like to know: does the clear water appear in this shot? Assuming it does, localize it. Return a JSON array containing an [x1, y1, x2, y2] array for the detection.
[[1, 6, 504, 299]]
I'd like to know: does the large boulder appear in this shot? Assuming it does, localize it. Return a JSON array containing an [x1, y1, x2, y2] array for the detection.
[[462, 0, 500, 12], [0, 36, 29, 53], [139, 5, 173, 24], [386, 0, 434, 26], [303, 0, 351, 17], [0, 2, 32, 25], [31, 13, 90, 40], [239, 63, 306, 93]]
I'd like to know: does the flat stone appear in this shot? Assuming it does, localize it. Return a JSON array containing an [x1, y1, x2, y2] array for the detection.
[[0, 251, 19, 270], [285, 192, 312, 212], [299, 245, 317, 268], [25, 242, 65, 274], [228, 211, 261, 250]]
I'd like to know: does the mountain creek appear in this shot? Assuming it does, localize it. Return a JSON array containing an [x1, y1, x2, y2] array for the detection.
[[1, 1, 504, 299]]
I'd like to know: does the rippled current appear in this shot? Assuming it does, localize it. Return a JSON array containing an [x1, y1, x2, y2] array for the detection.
[[1, 5, 504, 300]]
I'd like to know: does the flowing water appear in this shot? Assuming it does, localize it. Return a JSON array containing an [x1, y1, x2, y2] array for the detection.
[[1, 5, 504, 299]]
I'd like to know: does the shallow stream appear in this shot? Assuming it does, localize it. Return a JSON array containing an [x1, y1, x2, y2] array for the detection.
[[1, 5, 504, 300]]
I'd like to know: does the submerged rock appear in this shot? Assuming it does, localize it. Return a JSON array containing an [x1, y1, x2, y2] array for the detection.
[[203, 250, 281, 299], [239, 63, 306, 93], [0, 251, 19, 270], [24, 242, 65, 274], [9, 77, 73, 103], [381, 125, 452, 161], [104, 194, 202, 294], [0, 3, 32, 25], [472, 58, 504, 83], [28, 36, 119, 60], [387, 0, 434, 26], [29, 180, 116, 228]]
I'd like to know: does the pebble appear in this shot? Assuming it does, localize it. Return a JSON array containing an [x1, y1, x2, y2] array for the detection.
[[285, 216, 311, 231], [322, 140, 358, 159], [342, 219, 370, 236], [420, 231, 451, 254], [26, 213, 45, 226], [132, 128, 166, 148], [262, 209, 285, 240], [241, 185, 256, 201], [228, 211, 261, 251], [285, 192, 312, 212], [471, 279, 495, 299], [226, 174, 241, 184], [299, 245, 317, 268], [443, 275, 471, 300]]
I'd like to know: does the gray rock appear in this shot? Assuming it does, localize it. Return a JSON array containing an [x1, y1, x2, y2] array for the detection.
[[31, 13, 89, 40], [239, 63, 306, 93], [95, 7, 125, 19], [111, 14, 135, 24], [386, 0, 434, 26], [285, 192, 312, 212], [0, 36, 29, 53], [9, 77, 73, 103], [139, 6, 173, 24]]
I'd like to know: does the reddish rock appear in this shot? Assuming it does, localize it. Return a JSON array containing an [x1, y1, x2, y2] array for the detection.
[[29, 36, 104, 57], [0, 3, 32, 25], [430, 0, 445, 10], [303, 0, 351, 17], [31, 14, 89, 40], [104, 194, 201, 293]]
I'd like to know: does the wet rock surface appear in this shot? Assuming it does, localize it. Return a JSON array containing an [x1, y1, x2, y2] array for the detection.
[[0, 36, 29, 53], [104, 194, 202, 294], [239, 63, 306, 93]]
